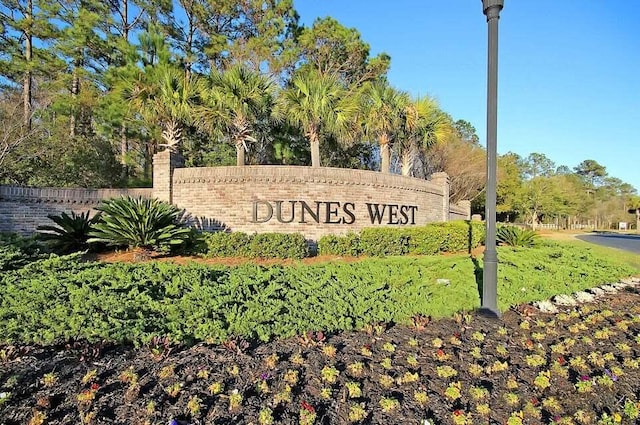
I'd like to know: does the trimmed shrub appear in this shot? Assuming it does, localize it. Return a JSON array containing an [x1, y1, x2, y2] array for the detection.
[[37, 211, 100, 253], [405, 224, 448, 255], [88, 196, 191, 252], [335, 221, 485, 257], [497, 225, 539, 247], [248, 232, 309, 259], [317, 232, 361, 256], [359, 227, 410, 256], [203, 231, 251, 258], [203, 231, 308, 259]]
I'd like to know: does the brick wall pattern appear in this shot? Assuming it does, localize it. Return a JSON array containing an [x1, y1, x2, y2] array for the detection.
[[1, 151, 471, 240], [0, 186, 152, 235]]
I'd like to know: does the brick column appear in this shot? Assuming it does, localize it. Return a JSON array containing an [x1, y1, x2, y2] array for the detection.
[[153, 150, 184, 204], [458, 200, 471, 220], [431, 172, 450, 222]]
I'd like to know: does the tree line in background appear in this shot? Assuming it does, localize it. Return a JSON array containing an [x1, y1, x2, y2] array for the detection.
[[1, 0, 637, 228]]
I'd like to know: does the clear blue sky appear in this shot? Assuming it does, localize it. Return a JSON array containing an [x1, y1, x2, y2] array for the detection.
[[294, 0, 640, 192]]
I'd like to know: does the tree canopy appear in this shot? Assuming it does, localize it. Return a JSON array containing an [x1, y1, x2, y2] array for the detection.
[[0, 0, 636, 228]]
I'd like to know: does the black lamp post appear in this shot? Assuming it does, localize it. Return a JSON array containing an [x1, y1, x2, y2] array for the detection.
[[481, 0, 503, 316]]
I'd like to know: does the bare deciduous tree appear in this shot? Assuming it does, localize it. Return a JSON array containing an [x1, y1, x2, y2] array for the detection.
[[0, 102, 41, 171]]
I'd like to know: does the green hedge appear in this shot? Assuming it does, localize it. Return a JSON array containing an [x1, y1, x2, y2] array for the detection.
[[317, 232, 361, 256], [318, 221, 485, 257], [203, 231, 308, 259]]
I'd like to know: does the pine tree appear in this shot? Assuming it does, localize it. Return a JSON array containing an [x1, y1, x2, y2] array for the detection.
[[0, 0, 60, 127]]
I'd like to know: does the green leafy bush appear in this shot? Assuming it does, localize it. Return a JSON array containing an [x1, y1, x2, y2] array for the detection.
[[0, 242, 637, 346], [203, 231, 251, 257], [0, 245, 28, 272], [203, 231, 308, 259], [317, 233, 361, 256], [88, 196, 191, 252], [248, 233, 308, 259], [321, 221, 485, 257], [496, 225, 539, 247], [0, 233, 46, 271], [37, 211, 100, 253], [359, 227, 410, 256]]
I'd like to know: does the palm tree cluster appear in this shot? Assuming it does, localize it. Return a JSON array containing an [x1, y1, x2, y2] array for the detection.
[[0, 0, 464, 188], [124, 61, 452, 175]]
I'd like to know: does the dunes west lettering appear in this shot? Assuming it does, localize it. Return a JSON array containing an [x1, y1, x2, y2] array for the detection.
[[251, 201, 418, 225]]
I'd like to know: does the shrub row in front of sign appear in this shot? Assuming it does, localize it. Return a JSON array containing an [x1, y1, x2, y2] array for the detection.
[[318, 221, 486, 257], [202, 231, 309, 259]]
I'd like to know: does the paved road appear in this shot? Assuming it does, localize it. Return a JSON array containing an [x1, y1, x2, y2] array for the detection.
[[576, 233, 640, 254]]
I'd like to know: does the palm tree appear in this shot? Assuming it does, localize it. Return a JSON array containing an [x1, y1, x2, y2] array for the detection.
[[280, 69, 355, 167], [360, 81, 409, 174], [399, 96, 452, 177], [201, 66, 277, 166], [122, 64, 205, 152]]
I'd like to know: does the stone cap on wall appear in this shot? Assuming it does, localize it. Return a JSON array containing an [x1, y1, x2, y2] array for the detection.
[[173, 166, 446, 195], [0, 185, 153, 204]]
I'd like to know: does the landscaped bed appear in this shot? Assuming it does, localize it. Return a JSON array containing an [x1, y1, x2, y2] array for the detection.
[[1, 236, 640, 424]]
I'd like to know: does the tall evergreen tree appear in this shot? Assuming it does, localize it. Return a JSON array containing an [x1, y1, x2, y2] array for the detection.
[[0, 0, 59, 127], [104, 0, 172, 179], [51, 0, 111, 137], [171, 0, 299, 78], [297, 16, 390, 88]]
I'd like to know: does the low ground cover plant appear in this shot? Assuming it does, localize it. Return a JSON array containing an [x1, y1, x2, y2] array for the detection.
[[1, 235, 639, 424], [0, 241, 636, 346], [0, 232, 46, 271], [1, 278, 639, 424]]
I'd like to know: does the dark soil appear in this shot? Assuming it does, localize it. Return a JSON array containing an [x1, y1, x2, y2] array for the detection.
[[2, 285, 640, 425]]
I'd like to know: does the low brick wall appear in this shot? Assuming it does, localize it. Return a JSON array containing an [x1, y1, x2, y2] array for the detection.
[[449, 201, 471, 221], [1, 151, 471, 240], [0, 186, 152, 235], [168, 163, 467, 241]]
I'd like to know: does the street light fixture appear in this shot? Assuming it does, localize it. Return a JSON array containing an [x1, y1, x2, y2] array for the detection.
[[481, 0, 503, 317]]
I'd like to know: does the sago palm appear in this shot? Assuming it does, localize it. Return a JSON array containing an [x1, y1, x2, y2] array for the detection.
[[280, 69, 355, 167], [87, 196, 191, 252]]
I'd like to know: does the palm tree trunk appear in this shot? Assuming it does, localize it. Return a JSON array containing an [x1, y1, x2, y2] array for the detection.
[[379, 134, 390, 174], [401, 145, 416, 176], [236, 141, 245, 166], [309, 129, 321, 167]]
